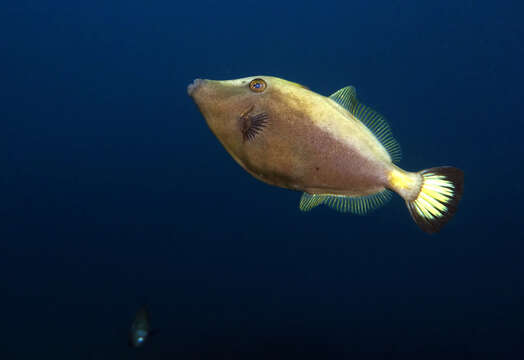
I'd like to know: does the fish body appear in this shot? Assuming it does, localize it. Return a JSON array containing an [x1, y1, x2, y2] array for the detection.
[[128, 305, 152, 348], [188, 76, 463, 233]]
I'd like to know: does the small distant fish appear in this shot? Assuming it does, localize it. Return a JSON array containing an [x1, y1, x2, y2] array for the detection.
[[128, 305, 154, 348], [188, 76, 464, 233]]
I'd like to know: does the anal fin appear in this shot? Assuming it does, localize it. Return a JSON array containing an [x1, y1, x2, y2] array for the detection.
[[299, 190, 392, 215]]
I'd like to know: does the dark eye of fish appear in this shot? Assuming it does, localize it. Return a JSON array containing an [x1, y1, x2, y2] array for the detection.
[[239, 105, 269, 142], [249, 78, 267, 93]]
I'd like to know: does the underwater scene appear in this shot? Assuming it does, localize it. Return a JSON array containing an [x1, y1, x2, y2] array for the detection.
[[2, 1, 523, 359]]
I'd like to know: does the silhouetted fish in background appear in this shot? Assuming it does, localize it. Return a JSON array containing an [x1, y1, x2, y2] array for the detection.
[[128, 305, 156, 348], [188, 76, 464, 233]]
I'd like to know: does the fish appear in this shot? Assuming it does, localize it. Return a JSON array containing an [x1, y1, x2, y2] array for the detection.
[[128, 305, 155, 348], [188, 76, 464, 233]]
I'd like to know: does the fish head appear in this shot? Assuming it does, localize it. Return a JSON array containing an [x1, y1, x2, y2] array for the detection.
[[188, 76, 312, 185], [128, 328, 148, 348]]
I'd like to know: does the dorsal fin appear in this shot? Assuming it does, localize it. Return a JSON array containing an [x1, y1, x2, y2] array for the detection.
[[329, 86, 401, 163], [299, 190, 393, 215]]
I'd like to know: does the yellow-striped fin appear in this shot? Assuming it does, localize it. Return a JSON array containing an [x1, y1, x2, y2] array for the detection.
[[329, 86, 401, 163], [299, 190, 392, 215], [407, 167, 464, 233]]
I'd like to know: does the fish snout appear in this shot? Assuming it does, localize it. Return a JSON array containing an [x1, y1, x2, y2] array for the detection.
[[187, 78, 206, 96]]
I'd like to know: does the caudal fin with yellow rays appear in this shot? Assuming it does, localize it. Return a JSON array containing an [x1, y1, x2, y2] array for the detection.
[[406, 167, 464, 233]]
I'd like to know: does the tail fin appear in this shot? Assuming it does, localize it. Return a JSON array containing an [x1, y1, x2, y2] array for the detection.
[[407, 167, 464, 234]]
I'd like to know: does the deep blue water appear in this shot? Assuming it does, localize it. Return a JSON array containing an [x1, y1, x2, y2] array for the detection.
[[2, 1, 523, 359]]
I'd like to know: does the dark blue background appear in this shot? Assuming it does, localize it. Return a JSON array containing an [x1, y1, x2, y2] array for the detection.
[[2, 1, 523, 359]]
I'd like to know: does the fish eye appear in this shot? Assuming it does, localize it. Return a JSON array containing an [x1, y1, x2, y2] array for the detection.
[[249, 78, 267, 93]]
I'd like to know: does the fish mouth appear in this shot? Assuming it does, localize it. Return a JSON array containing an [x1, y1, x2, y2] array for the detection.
[[187, 78, 205, 96]]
